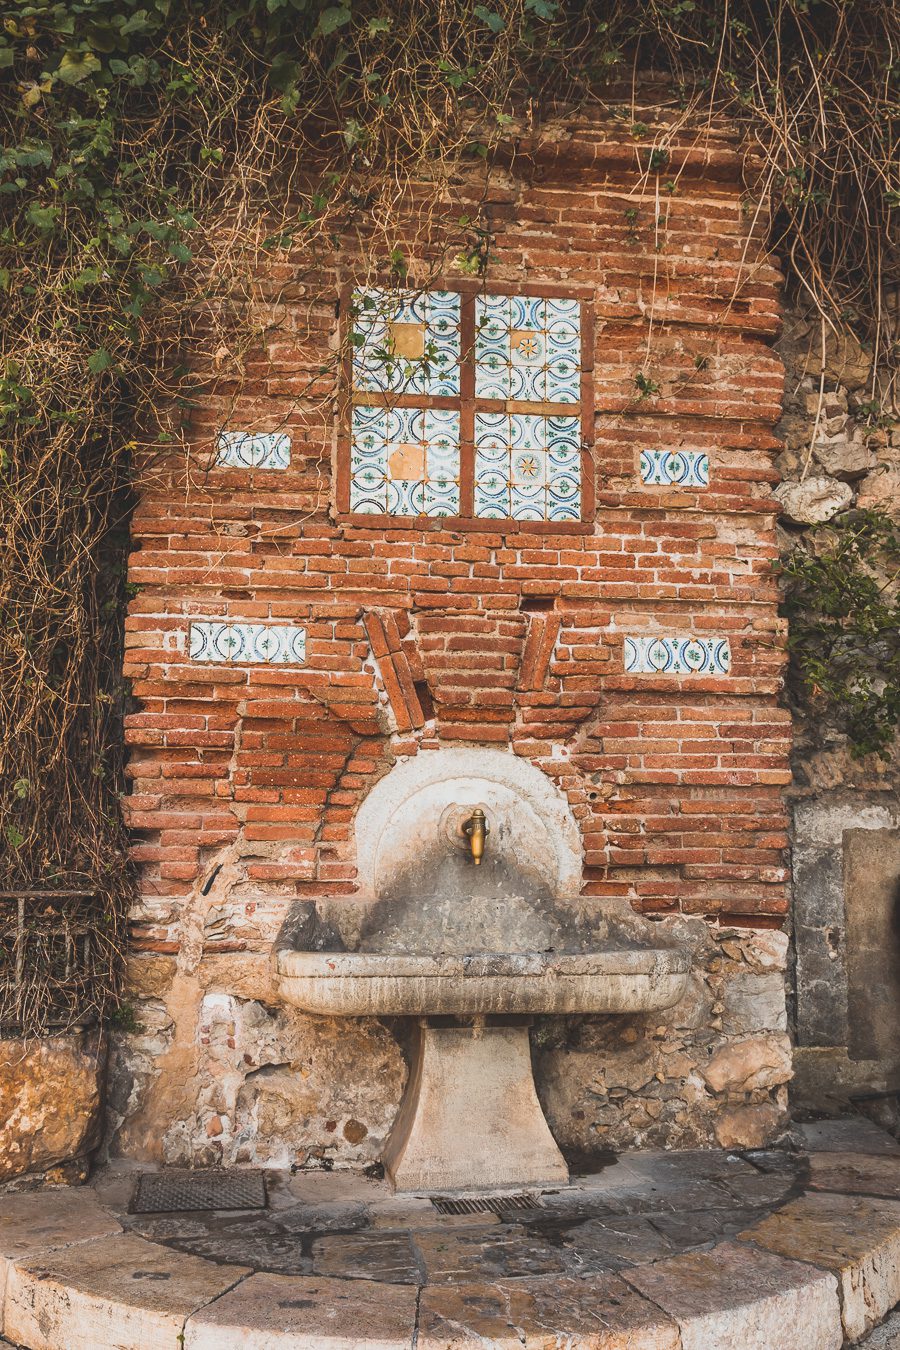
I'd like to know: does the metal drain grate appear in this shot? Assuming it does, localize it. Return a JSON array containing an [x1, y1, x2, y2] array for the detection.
[[131, 1170, 267, 1214], [431, 1193, 537, 1216]]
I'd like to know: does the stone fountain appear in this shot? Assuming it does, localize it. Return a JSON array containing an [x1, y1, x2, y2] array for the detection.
[[276, 749, 689, 1192]]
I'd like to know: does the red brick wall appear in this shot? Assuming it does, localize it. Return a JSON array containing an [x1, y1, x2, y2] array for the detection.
[[116, 117, 791, 1162], [125, 126, 787, 934]]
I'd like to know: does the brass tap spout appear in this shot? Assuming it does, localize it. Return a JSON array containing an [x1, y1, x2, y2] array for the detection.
[[462, 808, 488, 865]]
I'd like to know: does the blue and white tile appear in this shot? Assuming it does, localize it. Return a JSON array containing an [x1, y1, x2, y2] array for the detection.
[[386, 478, 426, 516], [639, 448, 710, 488], [474, 412, 510, 452], [511, 447, 547, 487], [215, 431, 291, 470], [352, 287, 459, 394], [509, 295, 545, 330], [509, 413, 545, 452], [545, 357, 581, 403], [623, 636, 732, 676], [422, 480, 461, 517], [427, 290, 461, 332], [545, 297, 581, 326], [508, 366, 546, 402], [510, 484, 547, 520], [547, 497, 581, 522], [190, 621, 307, 665]]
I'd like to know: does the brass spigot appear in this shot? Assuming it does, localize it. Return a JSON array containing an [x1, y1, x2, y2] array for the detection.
[[462, 808, 488, 865]]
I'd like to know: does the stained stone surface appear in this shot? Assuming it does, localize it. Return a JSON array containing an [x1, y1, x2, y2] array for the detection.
[[807, 1150, 900, 1199], [184, 1272, 418, 1349], [0, 1189, 122, 1309], [798, 1117, 900, 1156], [624, 1240, 843, 1350], [740, 1191, 900, 1341], [4, 1232, 249, 1350], [418, 1274, 681, 1350]]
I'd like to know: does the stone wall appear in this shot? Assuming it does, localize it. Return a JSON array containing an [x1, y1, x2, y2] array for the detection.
[[774, 310, 900, 1114], [113, 109, 793, 1165]]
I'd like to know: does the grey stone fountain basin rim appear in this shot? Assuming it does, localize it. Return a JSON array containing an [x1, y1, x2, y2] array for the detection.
[[276, 948, 690, 1016]]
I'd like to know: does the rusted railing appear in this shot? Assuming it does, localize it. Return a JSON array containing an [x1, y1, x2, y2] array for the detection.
[[0, 891, 119, 1034]]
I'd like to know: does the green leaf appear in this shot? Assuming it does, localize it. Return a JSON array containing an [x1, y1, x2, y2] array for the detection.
[[57, 50, 102, 85], [316, 5, 351, 36], [4, 824, 24, 849], [473, 5, 505, 32], [0, 46, 14, 68], [25, 203, 60, 232], [524, 0, 558, 16], [88, 348, 112, 373]]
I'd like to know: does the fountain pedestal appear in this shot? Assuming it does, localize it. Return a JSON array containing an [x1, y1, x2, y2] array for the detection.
[[383, 1020, 567, 1193]]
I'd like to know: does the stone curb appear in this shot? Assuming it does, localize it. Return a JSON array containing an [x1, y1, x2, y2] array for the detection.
[[2, 1149, 900, 1347]]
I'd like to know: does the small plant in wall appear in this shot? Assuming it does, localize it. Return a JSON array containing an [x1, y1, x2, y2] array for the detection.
[[778, 509, 900, 760]]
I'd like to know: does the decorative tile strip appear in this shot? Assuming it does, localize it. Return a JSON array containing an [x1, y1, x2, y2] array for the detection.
[[189, 621, 307, 664], [639, 448, 709, 488], [215, 431, 291, 470], [623, 636, 731, 676]]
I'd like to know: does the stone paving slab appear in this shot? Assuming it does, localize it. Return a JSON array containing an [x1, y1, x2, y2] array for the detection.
[[418, 1273, 681, 1349], [184, 1272, 418, 1349], [4, 1232, 250, 1350], [312, 1232, 422, 1284], [798, 1118, 900, 1155], [412, 1226, 568, 1284], [739, 1191, 900, 1342], [624, 1239, 843, 1350], [808, 1150, 900, 1200], [0, 1190, 121, 1310]]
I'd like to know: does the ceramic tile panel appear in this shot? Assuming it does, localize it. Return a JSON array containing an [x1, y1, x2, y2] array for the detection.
[[189, 621, 307, 664], [474, 412, 581, 521], [350, 404, 461, 516], [623, 636, 732, 676], [475, 294, 581, 403], [215, 431, 291, 470], [352, 288, 461, 396], [639, 448, 709, 488]]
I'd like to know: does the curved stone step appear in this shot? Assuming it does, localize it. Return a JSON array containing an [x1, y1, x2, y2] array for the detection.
[[2, 1146, 900, 1348]]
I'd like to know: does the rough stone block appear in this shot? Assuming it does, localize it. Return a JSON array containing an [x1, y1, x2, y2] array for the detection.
[[624, 1239, 842, 1349], [185, 1272, 418, 1349], [0, 1031, 105, 1182], [418, 1273, 680, 1349], [4, 1233, 250, 1350], [739, 1191, 900, 1341]]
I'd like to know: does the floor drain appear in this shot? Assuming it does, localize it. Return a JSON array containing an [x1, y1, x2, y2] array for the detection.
[[131, 1170, 267, 1214], [431, 1193, 536, 1216]]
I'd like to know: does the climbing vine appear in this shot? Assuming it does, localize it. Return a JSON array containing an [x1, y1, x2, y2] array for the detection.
[[780, 509, 900, 760], [0, 0, 898, 1025]]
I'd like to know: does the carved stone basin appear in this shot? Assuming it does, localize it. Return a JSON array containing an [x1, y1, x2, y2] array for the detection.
[[276, 946, 690, 1018], [274, 749, 692, 1193]]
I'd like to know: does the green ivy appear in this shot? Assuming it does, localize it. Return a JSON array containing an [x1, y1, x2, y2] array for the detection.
[[779, 510, 900, 760]]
